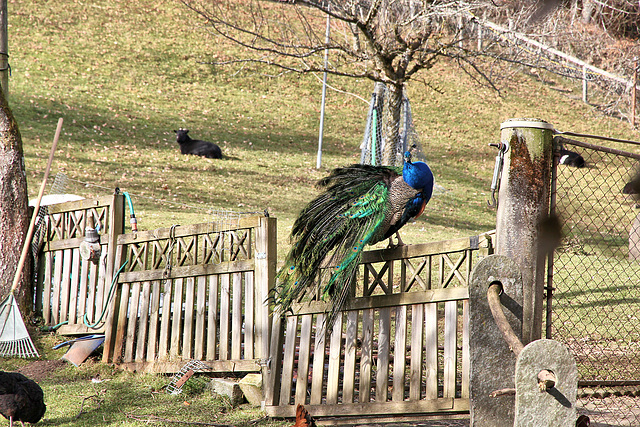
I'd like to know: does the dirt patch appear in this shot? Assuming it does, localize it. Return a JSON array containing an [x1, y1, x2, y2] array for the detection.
[[17, 359, 67, 381]]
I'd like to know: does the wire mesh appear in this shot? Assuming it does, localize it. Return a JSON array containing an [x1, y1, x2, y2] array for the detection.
[[359, 82, 427, 167], [550, 139, 640, 425]]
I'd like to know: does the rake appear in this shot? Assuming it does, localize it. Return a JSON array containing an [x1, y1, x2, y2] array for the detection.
[[0, 118, 63, 358]]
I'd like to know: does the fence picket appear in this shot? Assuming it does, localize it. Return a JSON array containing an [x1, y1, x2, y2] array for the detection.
[[410, 304, 424, 400], [231, 272, 242, 360], [146, 280, 161, 361], [194, 276, 206, 360], [392, 305, 408, 402], [183, 277, 195, 359], [343, 310, 358, 404], [295, 314, 313, 405], [206, 275, 219, 360], [310, 313, 326, 405], [425, 303, 438, 399], [444, 300, 458, 398]]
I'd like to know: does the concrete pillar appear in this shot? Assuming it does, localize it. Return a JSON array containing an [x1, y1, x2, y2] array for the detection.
[[469, 254, 523, 426], [496, 118, 554, 345]]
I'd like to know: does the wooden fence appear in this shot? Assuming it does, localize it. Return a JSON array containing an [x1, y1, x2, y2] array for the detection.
[[264, 234, 493, 420], [35, 195, 494, 420], [102, 216, 276, 372]]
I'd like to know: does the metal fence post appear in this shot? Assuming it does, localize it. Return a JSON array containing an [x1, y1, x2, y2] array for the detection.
[[496, 119, 554, 345]]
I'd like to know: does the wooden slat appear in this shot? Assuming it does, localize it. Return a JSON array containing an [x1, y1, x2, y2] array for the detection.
[[425, 303, 438, 399], [310, 314, 326, 405], [77, 258, 90, 325], [115, 216, 262, 245], [295, 314, 313, 405], [51, 249, 64, 324], [361, 236, 476, 263], [136, 281, 152, 362], [170, 278, 184, 359], [359, 309, 374, 403], [326, 313, 343, 405], [117, 259, 255, 283], [376, 308, 391, 403], [194, 276, 207, 360], [392, 305, 407, 402], [280, 316, 299, 405], [60, 249, 73, 322], [113, 280, 131, 363], [244, 271, 255, 360], [207, 275, 219, 360], [292, 287, 468, 316], [461, 299, 470, 399], [45, 195, 116, 215], [95, 250, 108, 326], [409, 304, 424, 401], [146, 280, 161, 362], [265, 398, 467, 418], [68, 249, 80, 325], [182, 277, 195, 359], [118, 358, 263, 374], [443, 300, 457, 398], [343, 310, 359, 404], [158, 279, 172, 359], [124, 282, 141, 362], [43, 252, 52, 324], [219, 274, 231, 360], [265, 315, 284, 406], [231, 272, 243, 360], [86, 259, 99, 322]]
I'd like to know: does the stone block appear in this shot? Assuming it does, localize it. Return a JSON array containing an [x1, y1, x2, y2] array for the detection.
[[208, 378, 244, 407], [239, 373, 264, 407]]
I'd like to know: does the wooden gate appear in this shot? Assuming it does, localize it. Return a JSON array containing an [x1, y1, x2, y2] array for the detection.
[[265, 234, 492, 421], [35, 194, 124, 335], [102, 216, 276, 373]]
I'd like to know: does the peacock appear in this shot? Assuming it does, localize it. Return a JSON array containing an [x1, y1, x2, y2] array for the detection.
[[272, 151, 434, 329]]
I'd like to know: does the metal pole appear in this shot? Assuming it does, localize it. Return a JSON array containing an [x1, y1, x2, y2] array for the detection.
[[632, 58, 637, 128], [316, 14, 330, 169], [582, 65, 588, 104]]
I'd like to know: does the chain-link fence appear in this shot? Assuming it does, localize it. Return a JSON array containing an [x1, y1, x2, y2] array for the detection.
[[550, 135, 640, 425]]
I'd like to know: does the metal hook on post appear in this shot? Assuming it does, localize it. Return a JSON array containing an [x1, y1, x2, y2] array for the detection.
[[487, 141, 509, 208]]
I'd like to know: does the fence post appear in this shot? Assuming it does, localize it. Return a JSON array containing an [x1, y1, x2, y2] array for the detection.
[[255, 215, 276, 401], [496, 119, 554, 345], [101, 192, 125, 363]]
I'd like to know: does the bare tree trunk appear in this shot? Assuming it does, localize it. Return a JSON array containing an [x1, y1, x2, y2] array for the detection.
[[381, 83, 403, 166], [0, 86, 30, 313]]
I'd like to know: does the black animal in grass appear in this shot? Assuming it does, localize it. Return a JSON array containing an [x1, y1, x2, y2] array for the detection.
[[0, 371, 46, 427], [558, 148, 585, 168], [174, 129, 222, 159]]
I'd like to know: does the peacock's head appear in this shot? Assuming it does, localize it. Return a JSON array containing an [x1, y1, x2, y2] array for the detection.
[[403, 154, 433, 192]]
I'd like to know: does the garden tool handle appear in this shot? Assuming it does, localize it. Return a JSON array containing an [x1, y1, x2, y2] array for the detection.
[[10, 117, 63, 293]]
